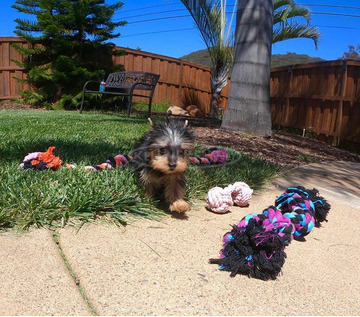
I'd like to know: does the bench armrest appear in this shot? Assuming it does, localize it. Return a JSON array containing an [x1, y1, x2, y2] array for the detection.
[[82, 80, 101, 92]]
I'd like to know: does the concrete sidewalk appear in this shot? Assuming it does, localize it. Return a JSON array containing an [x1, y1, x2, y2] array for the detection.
[[1, 161, 360, 316], [0, 229, 92, 315]]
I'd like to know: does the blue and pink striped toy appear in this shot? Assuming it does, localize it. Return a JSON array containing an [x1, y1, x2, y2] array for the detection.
[[210, 186, 330, 280]]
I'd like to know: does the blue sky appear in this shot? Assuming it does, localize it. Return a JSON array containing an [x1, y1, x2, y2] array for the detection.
[[2, 0, 360, 60]]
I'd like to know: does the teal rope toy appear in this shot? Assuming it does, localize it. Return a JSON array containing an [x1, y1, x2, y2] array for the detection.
[[209, 186, 330, 280]]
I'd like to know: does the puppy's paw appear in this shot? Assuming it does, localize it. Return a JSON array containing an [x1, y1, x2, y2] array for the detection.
[[169, 199, 190, 213]]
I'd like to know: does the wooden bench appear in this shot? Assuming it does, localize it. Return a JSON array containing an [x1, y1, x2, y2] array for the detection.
[[79, 71, 160, 117]]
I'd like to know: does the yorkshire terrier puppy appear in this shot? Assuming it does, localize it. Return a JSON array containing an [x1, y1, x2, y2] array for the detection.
[[132, 118, 195, 213]]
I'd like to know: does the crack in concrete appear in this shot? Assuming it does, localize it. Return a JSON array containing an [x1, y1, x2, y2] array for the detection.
[[50, 229, 98, 316]]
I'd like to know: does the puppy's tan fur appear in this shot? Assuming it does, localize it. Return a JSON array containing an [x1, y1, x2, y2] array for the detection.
[[132, 119, 195, 213]]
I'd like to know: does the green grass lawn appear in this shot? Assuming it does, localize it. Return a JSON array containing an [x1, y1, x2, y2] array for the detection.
[[0, 110, 280, 231]]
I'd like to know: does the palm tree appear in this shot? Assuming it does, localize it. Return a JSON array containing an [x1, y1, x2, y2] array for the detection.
[[221, 0, 273, 135], [181, 0, 320, 118]]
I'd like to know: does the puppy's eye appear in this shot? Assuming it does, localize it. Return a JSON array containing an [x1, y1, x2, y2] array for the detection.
[[179, 149, 185, 156], [159, 148, 166, 155]]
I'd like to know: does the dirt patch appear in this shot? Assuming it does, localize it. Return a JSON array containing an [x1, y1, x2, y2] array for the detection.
[[0, 102, 45, 111], [177, 116, 360, 168]]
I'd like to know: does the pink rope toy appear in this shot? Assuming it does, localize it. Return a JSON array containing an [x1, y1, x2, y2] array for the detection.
[[206, 182, 253, 213]]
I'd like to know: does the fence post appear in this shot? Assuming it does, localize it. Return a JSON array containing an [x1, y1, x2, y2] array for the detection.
[[284, 65, 293, 125], [178, 60, 184, 105], [334, 60, 348, 145]]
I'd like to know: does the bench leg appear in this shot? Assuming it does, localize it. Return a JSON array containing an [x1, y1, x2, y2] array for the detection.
[[80, 91, 86, 113], [126, 95, 132, 118], [100, 96, 104, 112], [148, 97, 153, 117]]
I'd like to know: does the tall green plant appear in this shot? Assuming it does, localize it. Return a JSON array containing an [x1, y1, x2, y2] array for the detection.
[[181, 0, 236, 118], [12, 0, 127, 108]]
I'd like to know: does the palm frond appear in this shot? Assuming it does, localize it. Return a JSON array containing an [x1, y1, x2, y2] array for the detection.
[[273, 0, 295, 11], [180, 0, 217, 49], [181, 0, 236, 66], [273, 23, 320, 49], [274, 7, 311, 25], [273, 0, 311, 25]]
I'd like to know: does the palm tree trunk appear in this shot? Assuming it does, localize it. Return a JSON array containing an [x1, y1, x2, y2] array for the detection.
[[210, 91, 220, 118], [209, 60, 231, 118], [221, 0, 273, 136]]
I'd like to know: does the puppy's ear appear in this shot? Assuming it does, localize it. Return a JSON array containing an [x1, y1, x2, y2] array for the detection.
[[148, 117, 155, 128]]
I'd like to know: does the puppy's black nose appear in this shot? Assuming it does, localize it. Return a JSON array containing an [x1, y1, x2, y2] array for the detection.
[[169, 163, 176, 170]]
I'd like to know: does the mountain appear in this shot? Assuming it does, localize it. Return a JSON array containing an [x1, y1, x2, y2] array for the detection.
[[271, 53, 325, 67], [180, 49, 325, 68], [181, 49, 213, 68]]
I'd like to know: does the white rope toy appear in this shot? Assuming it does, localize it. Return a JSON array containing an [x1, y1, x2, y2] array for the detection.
[[206, 182, 253, 213], [206, 187, 233, 214], [227, 182, 253, 207]]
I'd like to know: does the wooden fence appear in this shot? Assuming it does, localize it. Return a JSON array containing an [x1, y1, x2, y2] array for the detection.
[[270, 60, 360, 144], [111, 46, 229, 113], [0, 37, 227, 113], [1, 37, 360, 143], [0, 37, 30, 100]]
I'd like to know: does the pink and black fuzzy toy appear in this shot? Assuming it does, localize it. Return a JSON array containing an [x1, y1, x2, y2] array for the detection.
[[84, 154, 133, 171], [20, 146, 65, 170], [209, 186, 330, 280], [20, 147, 228, 171], [189, 148, 228, 165]]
